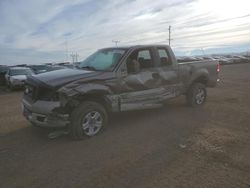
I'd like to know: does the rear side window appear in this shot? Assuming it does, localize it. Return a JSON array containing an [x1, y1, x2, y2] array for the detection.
[[137, 49, 153, 69], [138, 50, 151, 60], [157, 48, 171, 66]]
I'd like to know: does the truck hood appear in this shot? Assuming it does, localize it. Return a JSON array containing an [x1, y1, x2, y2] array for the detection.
[[28, 68, 105, 88]]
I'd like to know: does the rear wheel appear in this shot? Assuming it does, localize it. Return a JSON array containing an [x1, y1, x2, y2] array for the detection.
[[69, 101, 108, 140], [186, 83, 207, 107]]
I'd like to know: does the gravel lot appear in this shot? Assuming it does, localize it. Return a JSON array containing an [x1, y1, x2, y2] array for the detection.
[[0, 64, 250, 188]]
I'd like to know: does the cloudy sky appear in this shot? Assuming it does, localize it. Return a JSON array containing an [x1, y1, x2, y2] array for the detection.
[[0, 0, 250, 65]]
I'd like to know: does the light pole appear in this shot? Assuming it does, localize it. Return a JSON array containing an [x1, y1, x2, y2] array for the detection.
[[112, 40, 120, 47]]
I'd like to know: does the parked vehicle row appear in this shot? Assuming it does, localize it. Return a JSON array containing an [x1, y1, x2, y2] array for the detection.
[[0, 52, 249, 88], [177, 54, 250, 65], [0, 63, 74, 87]]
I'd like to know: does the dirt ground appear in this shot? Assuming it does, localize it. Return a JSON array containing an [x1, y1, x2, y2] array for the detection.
[[0, 64, 249, 188]]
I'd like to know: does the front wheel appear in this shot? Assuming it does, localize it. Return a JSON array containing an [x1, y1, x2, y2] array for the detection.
[[186, 83, 207, 107], [69, 101, 108, 140]]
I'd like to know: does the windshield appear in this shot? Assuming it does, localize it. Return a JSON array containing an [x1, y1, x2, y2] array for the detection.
[[10, 69, 33, 76], [78, 49, 127, 71], [0, 66, 9, 73]]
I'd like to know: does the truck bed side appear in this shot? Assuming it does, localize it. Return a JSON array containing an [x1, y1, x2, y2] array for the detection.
[[178, 60, 219, 92]]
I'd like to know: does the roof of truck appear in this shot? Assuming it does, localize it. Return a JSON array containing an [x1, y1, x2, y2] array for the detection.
[[101, 44, 170, 50]]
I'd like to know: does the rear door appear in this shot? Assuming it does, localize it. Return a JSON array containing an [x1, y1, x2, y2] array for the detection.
[[153, 47, 182, 99]]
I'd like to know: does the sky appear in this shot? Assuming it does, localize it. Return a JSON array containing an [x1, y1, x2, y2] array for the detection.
[[0, 0, 250, 65]]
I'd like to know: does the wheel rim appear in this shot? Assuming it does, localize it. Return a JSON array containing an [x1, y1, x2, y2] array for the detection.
[[82, 111, 103, 136], [195, 88, 205, 104]]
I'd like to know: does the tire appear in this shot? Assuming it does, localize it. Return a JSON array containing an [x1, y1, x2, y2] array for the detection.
[[186, 83, 207, 107], [69, 101, 108, 140]]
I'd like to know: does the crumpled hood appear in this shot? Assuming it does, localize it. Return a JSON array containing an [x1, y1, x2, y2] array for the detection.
[[27, 68, 104, 88]]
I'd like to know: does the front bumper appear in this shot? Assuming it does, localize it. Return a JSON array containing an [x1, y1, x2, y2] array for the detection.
[[22, 98, 69, 128]]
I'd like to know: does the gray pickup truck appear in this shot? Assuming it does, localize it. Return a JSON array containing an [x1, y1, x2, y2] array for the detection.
[[22, 45, 220, 139]]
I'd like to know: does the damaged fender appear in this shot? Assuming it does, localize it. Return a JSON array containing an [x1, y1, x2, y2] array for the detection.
[[57, 83, 117, 112]]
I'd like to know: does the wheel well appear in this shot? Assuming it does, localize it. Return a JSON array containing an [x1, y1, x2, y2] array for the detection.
[[77, 93, 111, 113], [54, 93, 111, 115], [193, 76, 208, 86]]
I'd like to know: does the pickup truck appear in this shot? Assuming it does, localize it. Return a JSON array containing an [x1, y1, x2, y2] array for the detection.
[[22, 45, 220, 139]]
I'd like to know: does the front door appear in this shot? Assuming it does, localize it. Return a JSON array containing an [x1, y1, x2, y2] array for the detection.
[[119, 48, 165, 111]]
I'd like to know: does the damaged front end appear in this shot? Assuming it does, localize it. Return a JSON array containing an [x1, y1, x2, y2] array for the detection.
[[22, 79, 71, 128], [22, 70, 116, 128]]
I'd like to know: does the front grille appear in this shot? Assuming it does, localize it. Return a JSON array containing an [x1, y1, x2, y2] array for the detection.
[[25, 76, 59, 101], [37, 87, 59, 101]]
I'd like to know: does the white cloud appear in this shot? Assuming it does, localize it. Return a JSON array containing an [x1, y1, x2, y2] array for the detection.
[[0, 0, 250, 64]]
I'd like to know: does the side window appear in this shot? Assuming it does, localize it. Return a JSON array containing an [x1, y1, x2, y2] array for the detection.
[[138, 50, 151, 60], [126, 49, 153, 74], [157, 48, 171, 66], [137, 49, 153, 69]]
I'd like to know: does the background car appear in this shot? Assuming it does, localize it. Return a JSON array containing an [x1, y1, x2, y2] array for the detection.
[[46, 65, 65, 72], [0, 65, 9, 86], [5, 67, 34, 90], [27, 64, 66, 74], [26, 64, 51, 74]]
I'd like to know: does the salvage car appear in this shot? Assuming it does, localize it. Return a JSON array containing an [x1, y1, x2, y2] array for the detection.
[[27, 64, 50, 74], [0, 65, 9, 85], [22, 45, 220, 139], [5, 67, 34, 90]]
